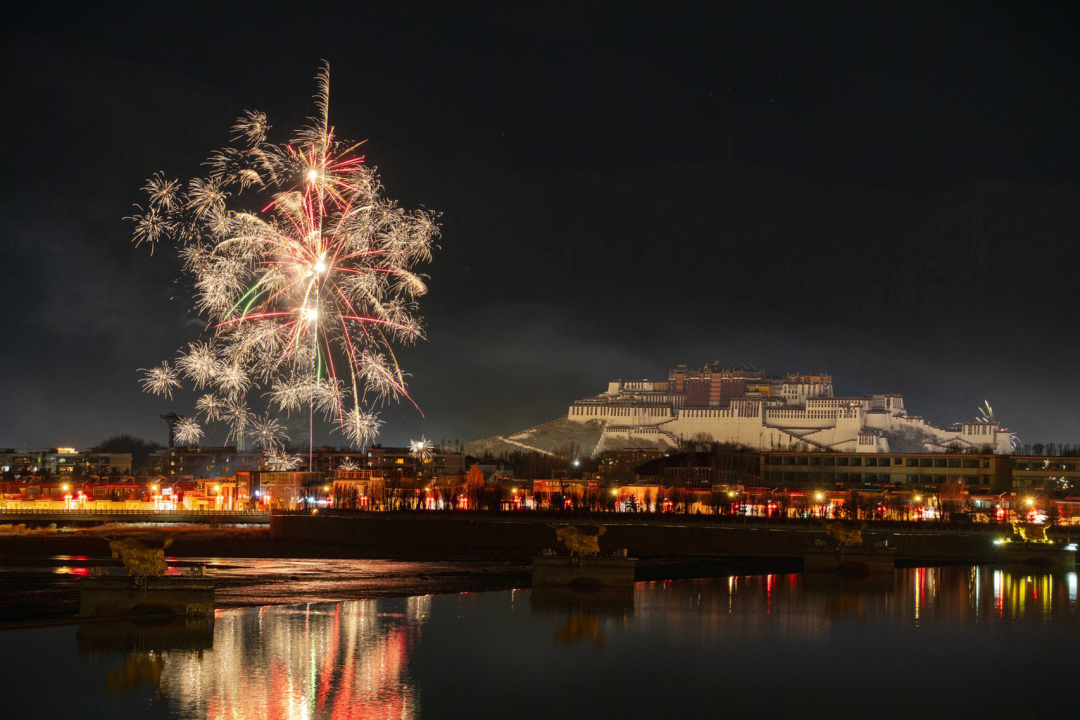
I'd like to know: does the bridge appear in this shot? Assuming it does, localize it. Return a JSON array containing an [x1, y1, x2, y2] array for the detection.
[[0, 508, 270, 525]]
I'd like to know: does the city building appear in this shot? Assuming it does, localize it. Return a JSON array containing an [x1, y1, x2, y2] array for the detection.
[[0, 448, 81, 476]]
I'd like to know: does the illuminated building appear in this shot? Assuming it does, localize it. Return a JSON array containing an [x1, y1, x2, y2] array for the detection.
[[563, 363, 1014, 454]]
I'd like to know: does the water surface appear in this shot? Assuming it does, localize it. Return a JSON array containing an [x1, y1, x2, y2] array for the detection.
[[2, 567, 1076, 718]]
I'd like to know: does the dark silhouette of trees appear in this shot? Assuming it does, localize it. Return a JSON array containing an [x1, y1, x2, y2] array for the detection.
[[93, 435, 162, 454]]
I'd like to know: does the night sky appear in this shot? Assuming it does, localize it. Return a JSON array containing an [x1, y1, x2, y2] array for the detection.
[[2, 2, 1078, 450]]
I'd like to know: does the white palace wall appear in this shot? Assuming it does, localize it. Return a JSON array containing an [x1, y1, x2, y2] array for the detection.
[[565, 379, 1013, 454]]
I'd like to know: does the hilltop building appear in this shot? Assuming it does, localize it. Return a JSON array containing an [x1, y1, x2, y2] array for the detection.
[[565, 364, 1013, 454]]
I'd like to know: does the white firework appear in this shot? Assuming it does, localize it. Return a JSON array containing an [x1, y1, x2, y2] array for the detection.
[[139, 361, 181, 399], [195, 393, 225, 422], [213, 363, 251, 398], [131, 62, 437, 449], [174, 417, 203, 446], [143, 172, 181, 211], [343, 407, 382, 446], [409, 437, 434, 463], [264, 447, 302, 471], [222, 398, 254, 449], [176, 341, 223, 389], [129, 205, 170, 251], [338, 457, 361, 471], [248, 412, 289, 450]]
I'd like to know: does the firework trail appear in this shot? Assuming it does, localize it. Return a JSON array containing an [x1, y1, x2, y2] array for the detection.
[[132, 63, 438, 453], [976, 400, 1021, 452]]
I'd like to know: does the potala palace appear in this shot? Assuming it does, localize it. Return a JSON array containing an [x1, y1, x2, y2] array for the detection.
[[466, 364, 1014, 458]]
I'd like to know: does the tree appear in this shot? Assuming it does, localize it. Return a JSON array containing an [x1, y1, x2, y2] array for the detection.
[[94, 435, 162, 454]]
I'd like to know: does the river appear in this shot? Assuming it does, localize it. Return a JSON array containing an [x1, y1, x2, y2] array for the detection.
[[1, 566, 1076, 718]]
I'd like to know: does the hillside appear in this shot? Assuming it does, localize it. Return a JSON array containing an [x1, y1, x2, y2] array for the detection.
[[465, 419, 606, 458]]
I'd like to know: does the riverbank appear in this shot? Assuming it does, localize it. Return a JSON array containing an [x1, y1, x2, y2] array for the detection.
[[2, 515, 1073, 624], [0, 524, 800, 624], [271, 510, 1078, 564]]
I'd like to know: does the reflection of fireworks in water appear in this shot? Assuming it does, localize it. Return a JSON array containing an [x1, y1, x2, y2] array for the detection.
[[158, 601, 420, 719], [132, 62, 439, 451]]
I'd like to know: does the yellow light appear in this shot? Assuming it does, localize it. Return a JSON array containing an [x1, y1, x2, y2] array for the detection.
[[323, 485, 330, 492], [304, 307, 319, 321], [611, 488, 618, 496], [213, 485, 220, 493], [306, 169, 319, 182], [1025, 497, 1034, 506], [914, 495, 921, 502], [815, 492, 824, 502], [61, 484, 69, 492], [313, 259, 327, 274]]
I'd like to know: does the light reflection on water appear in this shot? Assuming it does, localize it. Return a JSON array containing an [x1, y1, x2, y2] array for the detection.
[[2, 567, 1077, 719], [159, 598, 429, 719]]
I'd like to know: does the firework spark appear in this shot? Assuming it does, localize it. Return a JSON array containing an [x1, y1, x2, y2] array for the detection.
[[263, 447, 302, 471], [131, 63, 438, 448], [338, 457, 361, 471], [195, 393, 225, 422], [976, 400, 1020, 452], [174, 417, 203, 446], [409, 437, 434, 463], [248, 412, 289, 450], [139, 362, 181, 399]]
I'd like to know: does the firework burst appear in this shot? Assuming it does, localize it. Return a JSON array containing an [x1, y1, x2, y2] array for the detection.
[[130, 63, 438, 449], [409, 437, 434, 463], [263, 447, 302, 471], [174, 417, 204, 446], [139, 362, 181, 399], [248, 412, 289, 450]]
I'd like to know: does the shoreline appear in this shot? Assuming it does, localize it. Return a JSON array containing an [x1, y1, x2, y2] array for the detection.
[[0, 526, 801, 626]]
